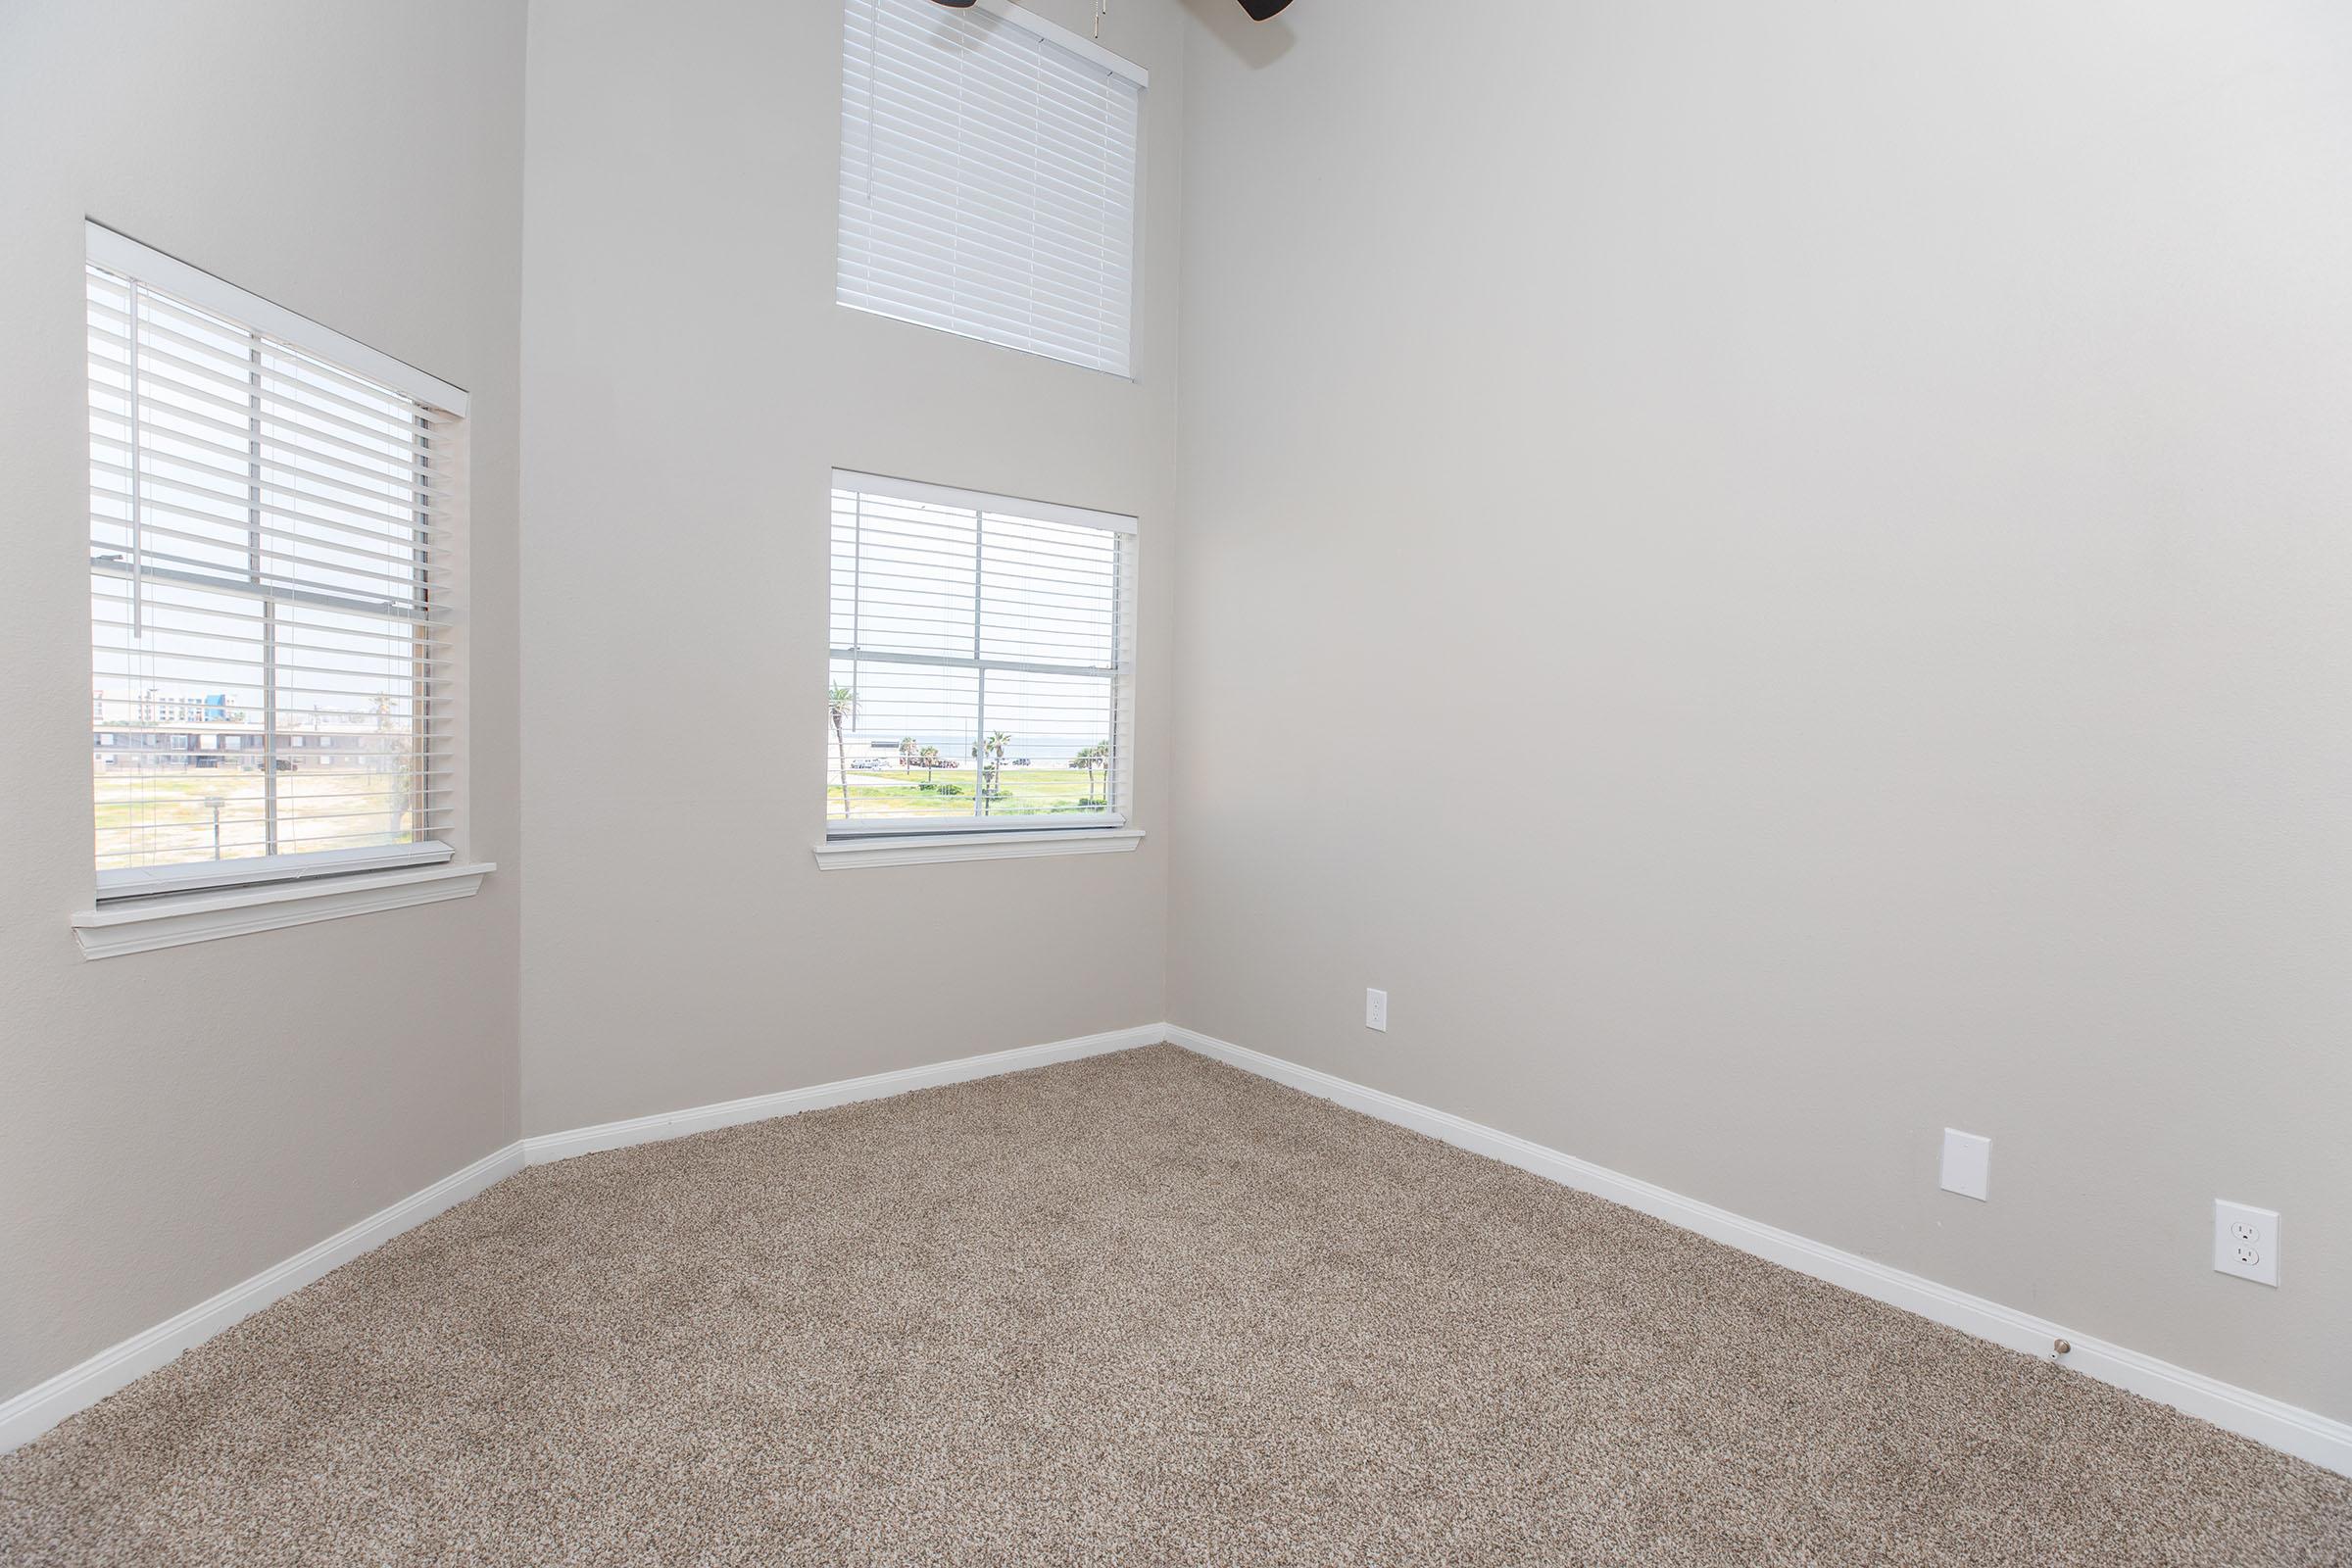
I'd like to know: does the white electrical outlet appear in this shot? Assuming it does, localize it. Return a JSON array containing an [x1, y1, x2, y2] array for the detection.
[[2213, 1200, 2279, 1287], [1938, 1129, 1990, 1201], [1364, 989, 1388, 1032]]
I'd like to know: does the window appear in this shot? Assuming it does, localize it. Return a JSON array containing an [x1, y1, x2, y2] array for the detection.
[[838, 0, 1145, 377], [86, 224, 467, 901], [828, 471, 1135, 840]]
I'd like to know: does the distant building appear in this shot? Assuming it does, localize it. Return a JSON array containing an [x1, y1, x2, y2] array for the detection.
[[94, 688, 232, 724], [91, 687, 405, 771]]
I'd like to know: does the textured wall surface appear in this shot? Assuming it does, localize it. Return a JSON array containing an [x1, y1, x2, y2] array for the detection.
[[9, 0, 2349, 1438], [516, 0, 1180, 1137], [1171, 0, 2352, 1419], [0, 0, 527, 1401]]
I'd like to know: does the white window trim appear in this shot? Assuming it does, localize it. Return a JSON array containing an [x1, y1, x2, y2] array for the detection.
[[825, 470, 1140, 862], [959, 0, 1148, 87], [85, 222, 469, 415], [831, 471, 1138, 539], [71, 860, 495, 960], [812, 829, 1141, 871], [83, 223, 470, 924], [96, 841, 453, 903], [826, 811, 1127, 840]]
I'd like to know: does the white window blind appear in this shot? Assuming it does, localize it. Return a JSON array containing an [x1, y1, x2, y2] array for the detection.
[[85, 225, 467, 901], [838, 0, 1145, 377], [829, 471, 1136, 837]]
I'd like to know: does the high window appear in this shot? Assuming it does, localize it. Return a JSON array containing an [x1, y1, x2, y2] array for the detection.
[[838, 0, 1146, 376], [86, 225, 466, 900], [828, 472, 1136, 838]]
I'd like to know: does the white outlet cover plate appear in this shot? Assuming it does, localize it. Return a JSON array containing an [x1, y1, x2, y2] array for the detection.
[[2213, 1200, 2279, 1287], [1938, 1129, 1990, 1201], [1364, 989, 1388, 1032]]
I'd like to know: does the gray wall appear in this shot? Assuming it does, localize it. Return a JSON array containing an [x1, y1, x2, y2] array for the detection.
[[1171, 0, 2352, 1419], [515, 0, 1179, 1136], [0, 1, 526, 1400], [7, 0, 2345, 1436]]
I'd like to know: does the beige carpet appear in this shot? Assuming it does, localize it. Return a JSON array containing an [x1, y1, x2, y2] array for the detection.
[[3, 1045, 2347, 1566]]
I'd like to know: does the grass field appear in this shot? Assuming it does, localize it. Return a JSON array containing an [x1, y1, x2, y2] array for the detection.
[[94, 767, 416, 866], [101, 760, 1101, 866], [827, 766, 1109, 820]]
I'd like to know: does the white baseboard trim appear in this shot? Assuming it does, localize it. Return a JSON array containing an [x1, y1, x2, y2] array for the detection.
[[1164, 1025, 2352, 1479], [2, 1023, 1168, 1456], [521, 1023, 1169, 1164], [17, 1022, 2340, 1480], [0, 1140, 524, 1454]]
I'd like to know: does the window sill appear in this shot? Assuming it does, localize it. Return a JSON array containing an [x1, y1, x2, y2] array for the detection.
[[811, 829, 1144, 871], [70, 861, 496, 960]]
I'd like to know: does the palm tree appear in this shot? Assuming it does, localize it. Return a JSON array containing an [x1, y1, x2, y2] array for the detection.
[[899, 736, 919, 771], [1068, 740, 1108, 801], [917, 746, 942, 785], [828, 683, 856, 817], [981, 731, 1012, 808]]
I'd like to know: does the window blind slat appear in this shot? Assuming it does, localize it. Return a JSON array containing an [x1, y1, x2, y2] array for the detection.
[[86, 400, 451, 504], [90, 474, 431, 570], [826, 475, 1136, 836], [838, 0, 1141, 378], [88, 249, 464, 888], [88, 325, 452, 466]]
